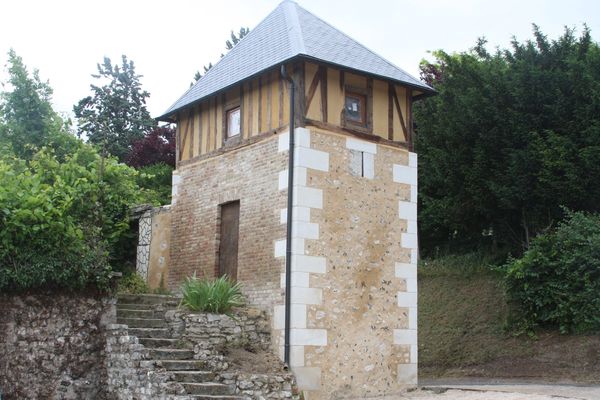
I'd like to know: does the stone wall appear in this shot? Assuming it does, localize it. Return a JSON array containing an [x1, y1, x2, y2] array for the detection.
[[169, 134, 288, 310], [170, 126, 419, 399], [0, 294, 115, 399], [274, 127, 417, 399], [181, 308, 271, 349]]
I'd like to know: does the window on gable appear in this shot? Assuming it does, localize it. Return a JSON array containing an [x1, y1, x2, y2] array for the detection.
[[226, 106, 241, 138], [345, 93, 366, 125]]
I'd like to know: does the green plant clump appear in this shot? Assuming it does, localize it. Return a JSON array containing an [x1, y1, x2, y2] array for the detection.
[[180, 274, 244, 314], [117, 273, 149, 294], [503, 210, 600, 334]]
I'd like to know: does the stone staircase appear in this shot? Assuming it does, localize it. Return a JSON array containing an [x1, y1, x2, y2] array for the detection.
[[116, 294, 245, 399]]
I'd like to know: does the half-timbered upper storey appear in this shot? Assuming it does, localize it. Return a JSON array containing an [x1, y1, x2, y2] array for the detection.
[[157, 0, 435, 166]]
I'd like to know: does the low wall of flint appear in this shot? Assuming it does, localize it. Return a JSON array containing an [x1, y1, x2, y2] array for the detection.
[[0, 294, 296, 399]]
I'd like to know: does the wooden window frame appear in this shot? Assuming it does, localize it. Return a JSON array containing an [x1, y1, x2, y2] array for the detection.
[[342, 84, 373, 134], [223, 99, 241, 146], [344, 92, 366, 125]]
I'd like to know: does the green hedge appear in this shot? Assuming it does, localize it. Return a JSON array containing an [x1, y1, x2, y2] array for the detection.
[[504, 210, 600, 333]]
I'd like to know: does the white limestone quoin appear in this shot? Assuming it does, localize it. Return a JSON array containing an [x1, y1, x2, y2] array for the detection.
[[393, 151, 419, 385], [275, 128, 329, 390]]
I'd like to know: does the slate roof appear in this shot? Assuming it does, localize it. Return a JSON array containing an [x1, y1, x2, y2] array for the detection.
[[158, 0, 434, 120]]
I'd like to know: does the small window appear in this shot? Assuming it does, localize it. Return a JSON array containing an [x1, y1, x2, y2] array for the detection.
[[345, 93, 366, 125], [226, 107, 241, 138]]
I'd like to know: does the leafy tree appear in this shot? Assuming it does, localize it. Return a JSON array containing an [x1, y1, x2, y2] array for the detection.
[[136, 163, 174, 205], [415, 25, 600, 255], [126, 125, 175, 168], [0, 49, 74, 159], [74, 55, 156, 162], [191, 27, 249, 85], [126, 125, 175, 205]]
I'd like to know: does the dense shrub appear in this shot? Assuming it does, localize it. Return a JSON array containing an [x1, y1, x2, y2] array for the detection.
[[180, 275, 244, 314], [117, 273, 149, 294], [503, 211, 600, 333], [0, 145, 148, 291]]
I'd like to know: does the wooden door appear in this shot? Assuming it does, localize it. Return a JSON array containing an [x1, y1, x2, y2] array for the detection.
[[218, 201, 240, 281]]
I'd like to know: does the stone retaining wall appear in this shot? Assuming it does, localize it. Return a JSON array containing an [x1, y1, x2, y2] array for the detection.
[[181, 308, 271, 349], [0, 294, 115, 400]]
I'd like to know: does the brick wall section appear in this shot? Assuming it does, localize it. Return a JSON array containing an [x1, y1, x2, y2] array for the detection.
[[169, 135, 288, 311]]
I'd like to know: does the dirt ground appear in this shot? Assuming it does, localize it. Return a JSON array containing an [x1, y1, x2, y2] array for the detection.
[[221, 344, 288, 374]]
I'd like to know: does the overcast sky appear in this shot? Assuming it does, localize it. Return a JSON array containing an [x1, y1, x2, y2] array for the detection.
[[1, 0, 598, 120]]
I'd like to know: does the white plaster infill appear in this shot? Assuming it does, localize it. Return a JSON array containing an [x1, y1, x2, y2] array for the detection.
[[346, 138, 376, 179], [393, 151, 419, 385], [171, 171, 181, 204], [274, 127, 330, 390]]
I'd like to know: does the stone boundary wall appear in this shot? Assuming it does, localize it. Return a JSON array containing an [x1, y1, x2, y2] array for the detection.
[[0, 294, 115, 400]]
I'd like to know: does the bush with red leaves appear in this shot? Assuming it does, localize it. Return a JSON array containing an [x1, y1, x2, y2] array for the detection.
[[126, 126, 175, 168]]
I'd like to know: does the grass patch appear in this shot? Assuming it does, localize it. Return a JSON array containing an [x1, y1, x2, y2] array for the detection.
[[418, 253, 530, 370], [418, 252, 600, 382]]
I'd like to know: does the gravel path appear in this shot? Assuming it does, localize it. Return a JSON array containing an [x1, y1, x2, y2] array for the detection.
[[401, 389, 579, 399], [350, 384, 600, 400]]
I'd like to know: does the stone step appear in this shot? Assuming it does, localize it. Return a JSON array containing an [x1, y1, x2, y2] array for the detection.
[[171, 370, 215, 383], [149, 348, 195, 360], [139, 337, 182, 348], [160, 360, 207, 371], [182, 383, 234, 396], [117, 308, 167, 319], [129, 327, 170, 338], [117, 293, 181, 304], [117, 317, 167, 328], [117, 293, 180, 306], [116, 303, 157, 311], [182, 396, 247, 400]]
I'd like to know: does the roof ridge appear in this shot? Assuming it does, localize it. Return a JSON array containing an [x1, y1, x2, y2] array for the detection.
[[294, 3, 423, 86], [282, 1, 306, 55]]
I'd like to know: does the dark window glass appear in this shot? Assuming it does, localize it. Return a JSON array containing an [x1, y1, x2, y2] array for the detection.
[[345, 93, 365, 124]]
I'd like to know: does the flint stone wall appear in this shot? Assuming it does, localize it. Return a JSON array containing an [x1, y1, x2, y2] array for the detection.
[[105, 324, 185, 400], [180, 308, 271, 349], [0, 294, 115, 400], [106, 307, 296, 400]]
